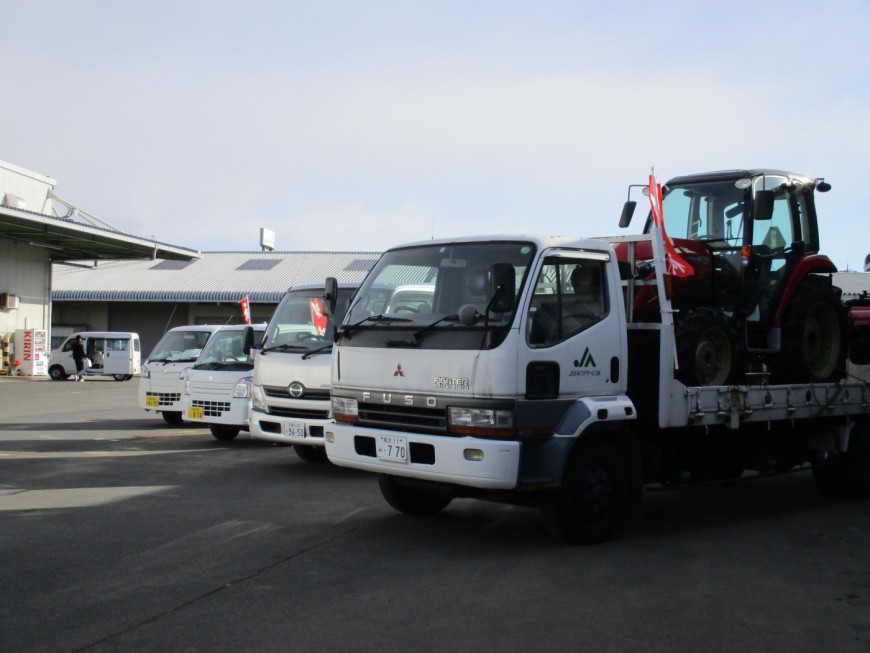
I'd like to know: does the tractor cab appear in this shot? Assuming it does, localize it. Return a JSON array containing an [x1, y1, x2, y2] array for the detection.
[[619, 169, 842, 386]]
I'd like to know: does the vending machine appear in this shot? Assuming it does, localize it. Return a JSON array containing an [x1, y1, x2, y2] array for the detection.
[[14, 328, 48, 376]]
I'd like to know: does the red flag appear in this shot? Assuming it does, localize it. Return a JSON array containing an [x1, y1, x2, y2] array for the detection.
[[649, 172, 693, 278], [239, 296, 251, 325], [309, 298, 328, 336]]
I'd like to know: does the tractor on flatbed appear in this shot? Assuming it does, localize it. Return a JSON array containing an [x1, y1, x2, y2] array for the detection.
[[617, 169, 847, 386]]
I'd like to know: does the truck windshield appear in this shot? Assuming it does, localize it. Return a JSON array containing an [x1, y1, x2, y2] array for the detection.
[[148, 330, 213, 363], [194, 329, 263, 371], [262, 287, 355, 353], [344, 241, 534, 345]]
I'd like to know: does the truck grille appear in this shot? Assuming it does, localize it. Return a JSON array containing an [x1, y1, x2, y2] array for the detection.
[[358, 402, 447, 432], [191, 400, 231, 418], [267, 407, 329, 420], [146, 392, 181, 407], [264, 385, 330, 399]]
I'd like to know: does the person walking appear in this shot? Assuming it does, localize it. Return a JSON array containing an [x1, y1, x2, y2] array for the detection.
[[71, 335, 87, 382]]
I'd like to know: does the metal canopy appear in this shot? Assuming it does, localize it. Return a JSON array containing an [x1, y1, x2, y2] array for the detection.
[[0, 205, 199, 261]]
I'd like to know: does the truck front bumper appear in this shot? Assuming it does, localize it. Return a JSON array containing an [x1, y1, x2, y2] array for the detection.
[[249, 408, 329, 446], [325, 422, 521, 490]]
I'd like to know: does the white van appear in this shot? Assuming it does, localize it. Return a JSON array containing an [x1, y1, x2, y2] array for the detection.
[[48, 332, 141, 381], [139, 325, 222, 424], [182, 323, 266, 441]]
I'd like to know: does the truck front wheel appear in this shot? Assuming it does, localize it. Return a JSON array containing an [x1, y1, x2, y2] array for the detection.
[[161, 411, 183, 426], [378, 475, 452, 515], [210, 424, 240, 441], [294, 444, 328, 463], [540, 439, 629, 545]]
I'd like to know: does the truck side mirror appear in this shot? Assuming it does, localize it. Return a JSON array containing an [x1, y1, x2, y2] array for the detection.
[[619, 200, 637, 228], [242, 326, 254, 356], [489, 263, 516, 313], [753, 190, 775, 221], [324, 277, 338, 316]]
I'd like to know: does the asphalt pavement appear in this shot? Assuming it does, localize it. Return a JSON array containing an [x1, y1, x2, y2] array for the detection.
[[1, 375, 868, 652]]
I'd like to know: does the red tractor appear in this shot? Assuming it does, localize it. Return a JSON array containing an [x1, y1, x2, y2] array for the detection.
[[617, 169, 847, 386]]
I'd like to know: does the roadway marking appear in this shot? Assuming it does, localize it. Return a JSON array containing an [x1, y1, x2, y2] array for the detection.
[[0, 486, 177, 511], [0, 449, 222, 459]]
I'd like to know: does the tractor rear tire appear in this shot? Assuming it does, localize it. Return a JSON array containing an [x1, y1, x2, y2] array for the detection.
[[772, 280, 846, 384]]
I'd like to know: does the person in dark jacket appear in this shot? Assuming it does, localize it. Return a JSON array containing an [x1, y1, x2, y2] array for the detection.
[[71, 335, 87, 382]]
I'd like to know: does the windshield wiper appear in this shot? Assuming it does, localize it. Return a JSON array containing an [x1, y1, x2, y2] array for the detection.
[[260, 343, 310, 353], [302, 343, 333, 360], [413, 314, 460, 342], [340, 314, 413, 338]]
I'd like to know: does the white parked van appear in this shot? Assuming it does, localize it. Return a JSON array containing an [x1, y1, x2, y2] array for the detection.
[[249, 284, 358, 462], [182, 323, 266, 441], [48, 332, 141, 381], [139, 325, 222, 425]]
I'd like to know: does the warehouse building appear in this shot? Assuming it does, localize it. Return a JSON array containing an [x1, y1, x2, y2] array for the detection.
[[0, 159, 198, 373], [51, 251, 380, 355]]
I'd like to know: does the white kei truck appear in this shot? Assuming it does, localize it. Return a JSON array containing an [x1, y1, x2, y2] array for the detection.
[[323, 171, 870, 543], [182, 323, 265, 441], [246, 284, 358, 462], [139, 325, 221, 424]]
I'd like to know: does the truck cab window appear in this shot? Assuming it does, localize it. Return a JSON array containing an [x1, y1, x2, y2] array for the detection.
[[528, 257, 609, 347]]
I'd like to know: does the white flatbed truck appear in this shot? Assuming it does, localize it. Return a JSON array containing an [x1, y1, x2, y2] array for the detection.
[[323, 231, 870, 543]]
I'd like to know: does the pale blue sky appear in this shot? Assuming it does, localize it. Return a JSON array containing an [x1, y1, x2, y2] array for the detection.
[[3, 1, 869, 268]]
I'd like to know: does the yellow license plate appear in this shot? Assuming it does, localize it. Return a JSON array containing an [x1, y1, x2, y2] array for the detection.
[[145, 396, 160, 408], [187, 406, 204, 420]]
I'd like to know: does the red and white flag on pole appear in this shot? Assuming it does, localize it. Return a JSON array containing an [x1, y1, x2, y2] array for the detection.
[[239, 296, 251, 325], [309, 298, 328, 336], [649, 170, 693, 278]]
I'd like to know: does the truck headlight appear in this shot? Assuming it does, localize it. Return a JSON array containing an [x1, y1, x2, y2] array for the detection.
[[251, 384, 268, 411], [332, 396, 359, 424], [447, 406, 516, 438], [142, 369, 151, 379], [182, 373, 191, 395], [233, 377, 252, 398]]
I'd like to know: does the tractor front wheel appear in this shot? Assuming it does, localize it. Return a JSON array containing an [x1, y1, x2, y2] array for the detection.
[[675, 308, 737, 386]]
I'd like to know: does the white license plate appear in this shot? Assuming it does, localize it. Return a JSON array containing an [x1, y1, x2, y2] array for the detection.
[[283, 421, 305, 438], [376, 434, 408, 463]]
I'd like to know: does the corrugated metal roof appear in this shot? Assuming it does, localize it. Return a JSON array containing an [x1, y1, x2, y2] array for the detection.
[[52, 251, 381, 303], [0, 205, 199, 261], [50, 254, 870, 304]]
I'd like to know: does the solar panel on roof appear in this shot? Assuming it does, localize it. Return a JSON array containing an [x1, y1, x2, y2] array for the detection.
[[150, 259, 195, 270], [236, 259, 281, 271], [344, 258, 377, 272]]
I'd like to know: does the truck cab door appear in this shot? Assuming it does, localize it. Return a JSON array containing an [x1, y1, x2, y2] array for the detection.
[[519, 253, 625, 399]]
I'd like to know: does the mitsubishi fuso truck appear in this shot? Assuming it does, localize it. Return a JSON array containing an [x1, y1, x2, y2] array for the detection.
[[247, 284, 359, 462], [323, 170, 870, 544]]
